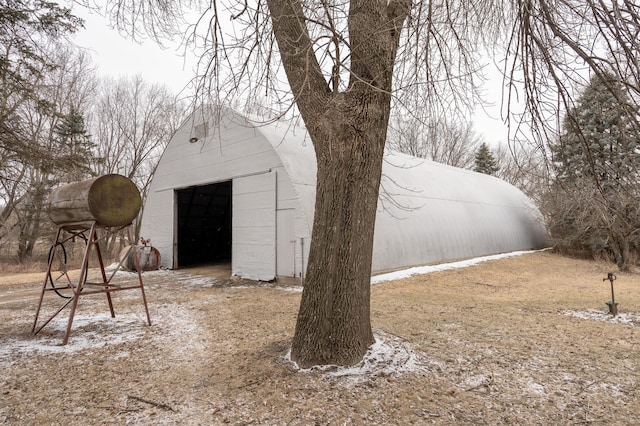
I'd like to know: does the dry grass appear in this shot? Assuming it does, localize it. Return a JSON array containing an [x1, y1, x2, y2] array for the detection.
[[1, 251, 639, 425], [0, 240, 111, 275]]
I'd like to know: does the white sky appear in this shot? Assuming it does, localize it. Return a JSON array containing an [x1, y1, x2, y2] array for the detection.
[[71, 7, 511, 145], [72, 8, 196, 95]]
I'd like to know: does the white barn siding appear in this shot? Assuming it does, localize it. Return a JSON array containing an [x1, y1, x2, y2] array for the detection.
[[276, 209, 296, 277], [140, 108, 307, 276], [263, 123, 547, 273], [232, 172, 276, 280], [139, 185, 174, 267]]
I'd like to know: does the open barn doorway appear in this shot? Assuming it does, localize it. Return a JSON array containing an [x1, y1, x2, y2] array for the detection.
[[175, 181, 232, 268]]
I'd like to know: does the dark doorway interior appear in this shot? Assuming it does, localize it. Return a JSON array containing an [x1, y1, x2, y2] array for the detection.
[[176, 181, 232, 268]]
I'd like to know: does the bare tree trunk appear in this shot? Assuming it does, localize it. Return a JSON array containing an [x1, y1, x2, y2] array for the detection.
[[612, 235, 632, 272], [266, 0, 411, 367], [291, 100, 387, 366], [17, 183, 46, 263], [17, 216, 36, 262]]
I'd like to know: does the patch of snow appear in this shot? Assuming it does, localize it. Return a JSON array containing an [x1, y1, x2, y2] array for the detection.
[[109, 267, 227, 288], [371, 249, 545, 284], [229, 284, 303, 292], [264, 249, 545, 292], [273, 285, 303, 293], [527, 381, 546, 395], [0, 302, 202, 366], [560, 310, 640, 326], [116, 249, 543, 290], [179, 275, 220, 287], [464, 374, 492, 389], [105, 265, 174, 278], [286, 331, 437, 381], [0, 312, 146, 359], [598, 382, 625, 398]]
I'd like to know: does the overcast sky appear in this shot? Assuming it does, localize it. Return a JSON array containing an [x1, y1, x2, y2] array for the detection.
[[72, 8, 195, 95], [71, 7, 510, 145]]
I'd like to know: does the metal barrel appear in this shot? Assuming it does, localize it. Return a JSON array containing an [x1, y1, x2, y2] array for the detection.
[[48, 174, 141, 227], [119, 245, 161, 272]]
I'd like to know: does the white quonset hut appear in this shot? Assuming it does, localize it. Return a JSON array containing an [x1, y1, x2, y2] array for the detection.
[[140, 107, 548, 281]]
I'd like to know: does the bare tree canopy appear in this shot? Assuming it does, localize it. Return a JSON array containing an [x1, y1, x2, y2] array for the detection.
[[387, 116, 482, 168], [0, 43, 98, 260], [102, 0, 640, 367], [494, 142, 549, 204], [90, 75, 187, 239], [0, 23, 185, 264], [506, 0, 640, 144]]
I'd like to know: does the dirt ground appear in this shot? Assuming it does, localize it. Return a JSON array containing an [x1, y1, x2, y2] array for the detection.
[[1, 251, 639, 425]]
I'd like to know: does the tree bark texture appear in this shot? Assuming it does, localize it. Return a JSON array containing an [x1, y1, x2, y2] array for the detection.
[[266, 0, 411, 367]]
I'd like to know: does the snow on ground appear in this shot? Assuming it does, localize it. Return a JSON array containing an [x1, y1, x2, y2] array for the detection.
[[560, 309, 640, 326], [371, 249, 543, 284], [286, 330, 440, 381], [2, 312, 146, 357], [108, 249, 546, 292], [0, 301, 200, 367], [107, 264, 228, 288]]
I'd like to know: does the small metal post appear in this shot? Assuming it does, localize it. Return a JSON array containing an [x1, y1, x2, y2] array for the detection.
[[603, 272, 618, 316]]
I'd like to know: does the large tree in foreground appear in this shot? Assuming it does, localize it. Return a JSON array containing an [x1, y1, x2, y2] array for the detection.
[[263, 1, 410, 366], [106, 0, 640, 367]]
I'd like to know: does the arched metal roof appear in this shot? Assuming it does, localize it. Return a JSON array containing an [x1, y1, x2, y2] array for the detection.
[[141, 107, 549, 276], [255, 115, 548, 272]]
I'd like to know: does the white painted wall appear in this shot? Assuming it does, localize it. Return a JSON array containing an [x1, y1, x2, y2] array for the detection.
[[258, 113, 548, 273]]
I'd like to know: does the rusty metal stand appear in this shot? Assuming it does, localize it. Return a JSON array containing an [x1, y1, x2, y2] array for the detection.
[[32, 221, 151, 345]]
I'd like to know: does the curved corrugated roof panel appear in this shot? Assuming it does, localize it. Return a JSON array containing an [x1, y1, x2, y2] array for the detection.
[[373, 151, 548, 271], [254, 116, 549, 272]]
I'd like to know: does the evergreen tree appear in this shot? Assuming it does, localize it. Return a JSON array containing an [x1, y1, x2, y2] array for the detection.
[[546, 73, 640, 271], [0, 0, 83, 160], [54, 108, 95, 180], [553, 73, 640, 189], [473, 143, 500, 175]]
